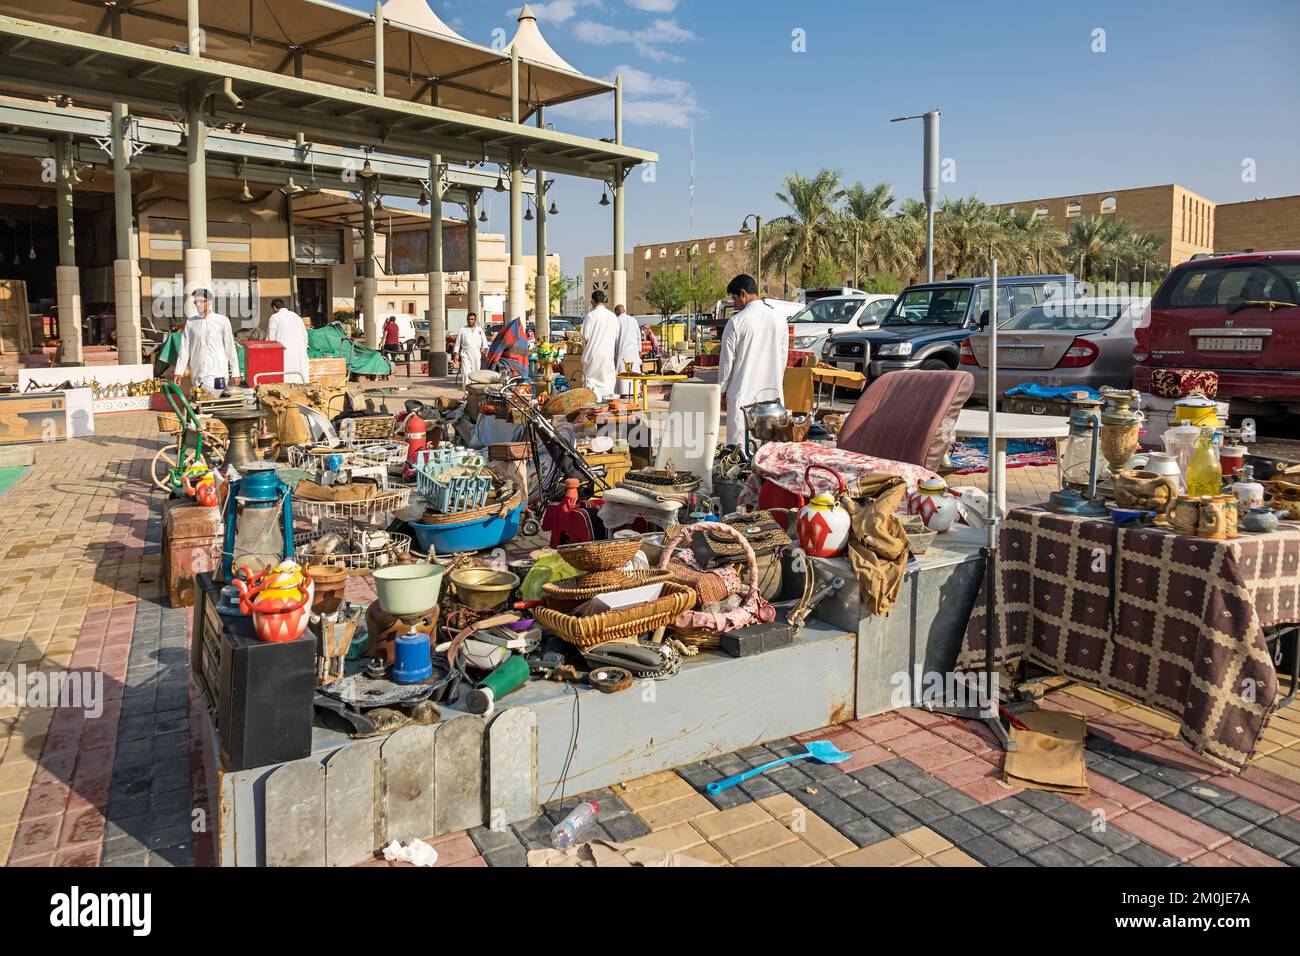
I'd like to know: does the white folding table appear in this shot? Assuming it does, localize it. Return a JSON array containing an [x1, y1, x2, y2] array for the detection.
[[954, 408, 1070, 515]]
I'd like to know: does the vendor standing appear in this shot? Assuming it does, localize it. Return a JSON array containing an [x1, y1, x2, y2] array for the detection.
[[580, 290, 619, 400], [173, 288, 241, 392], [718, 273, 787, 446], [267, 298, 310, 384], [614, 304, 642, 397], [456, 312, 488, 384]]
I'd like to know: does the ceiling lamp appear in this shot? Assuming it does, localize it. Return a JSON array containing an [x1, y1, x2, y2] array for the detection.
[[524, 205, 533, 222], [598, 187, 610, 207], [494, 170, 506, 193], [548, 198, 559, 216], [478, 208, 488, 223]]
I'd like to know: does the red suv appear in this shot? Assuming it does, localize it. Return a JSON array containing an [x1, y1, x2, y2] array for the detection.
[[1133, 252, 1300, 416]]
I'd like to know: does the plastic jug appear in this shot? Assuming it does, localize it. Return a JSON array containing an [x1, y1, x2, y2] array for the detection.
[[1161, 425, 1202, 484], [1186, 428, 1222, 498]]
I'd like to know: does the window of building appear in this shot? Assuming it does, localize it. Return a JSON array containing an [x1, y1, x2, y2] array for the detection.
[[725, 239, 734, 252], [644, 249, 652, 260], [708, 241, 716, 253], [675, 246, 682, 257], [645, 270, 650, 280], [1034, 204, 1049, 219], [1065, 201, 1082, 218], [296, 226, 344, 265], [691, 243, 699, 255], [659, 247, 667, 259], [1100, 196, 1117, 214]]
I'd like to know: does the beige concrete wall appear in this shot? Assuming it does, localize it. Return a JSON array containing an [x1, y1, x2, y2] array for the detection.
[[997, 183, 1215, 266], [1215, 196, 1300, 253]]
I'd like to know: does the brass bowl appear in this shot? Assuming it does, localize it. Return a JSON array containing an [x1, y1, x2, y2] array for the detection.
[[450, 567, 520, 611]]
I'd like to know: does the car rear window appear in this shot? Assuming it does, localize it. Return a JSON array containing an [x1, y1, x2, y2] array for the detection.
[[1155, 261, 1300, 309], [1000, 303, 1126, 332]]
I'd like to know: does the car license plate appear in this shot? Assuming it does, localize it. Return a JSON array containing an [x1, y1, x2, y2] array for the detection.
[[1198, 337, 1263, 351], [837, 361, 858, 371], [1000, 348, 1036, 363]]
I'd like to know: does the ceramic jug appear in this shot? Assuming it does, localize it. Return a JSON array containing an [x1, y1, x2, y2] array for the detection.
[[906, 478, 960, 533]]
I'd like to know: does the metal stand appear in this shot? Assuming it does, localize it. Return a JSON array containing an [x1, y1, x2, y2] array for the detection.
[[922, 260, 1035, 752]]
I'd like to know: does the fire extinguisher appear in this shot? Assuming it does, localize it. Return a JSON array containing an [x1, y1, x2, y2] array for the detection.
[[402, 412, 427, 481]]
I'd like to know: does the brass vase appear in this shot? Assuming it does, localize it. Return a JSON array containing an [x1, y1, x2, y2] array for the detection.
[[1100, 387, 1143, 475]]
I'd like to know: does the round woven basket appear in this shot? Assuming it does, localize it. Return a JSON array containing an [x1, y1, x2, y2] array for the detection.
[[556, 537, 642, 573], [534, 582, 696, 648], [416, 491, 523, 526], [541, 568, 670, 611], [542, 388, 597, 418]]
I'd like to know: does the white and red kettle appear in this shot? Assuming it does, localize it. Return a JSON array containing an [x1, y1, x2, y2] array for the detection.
[[795, 465, 852, 558]]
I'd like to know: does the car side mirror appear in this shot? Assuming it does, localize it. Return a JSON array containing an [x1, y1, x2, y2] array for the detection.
[[978, 309, 990, 329], [857, 314, 872, 326]]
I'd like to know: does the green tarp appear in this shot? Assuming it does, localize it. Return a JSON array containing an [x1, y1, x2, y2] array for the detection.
[[153, 323, 392, 379], [307, 322, 393, 377]]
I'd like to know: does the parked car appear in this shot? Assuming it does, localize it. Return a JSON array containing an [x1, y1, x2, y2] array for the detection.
[[795, 286, 867, 304], [822, 275, 1072, 379], [960, 297, 1150, 400], [790, 294, 895, 351], [1133, 252, 1300, 417]]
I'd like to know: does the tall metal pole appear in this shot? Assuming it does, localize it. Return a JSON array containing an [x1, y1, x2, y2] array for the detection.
[[187, 0, 201, 56], [506, 45, 525, 325], [285, 187, 298, 315], [54, 136, 83, 364], [466, 189, 480, 320], [535, 107, 550, 344], [755, 215, 763, 291], [361, 176, 378, 347], [373, 2, 385, 97], [109, 8, 141, 365], [923, 110, 940, 283], [428, 153, 447, 376], [611, 74, 626, 311], [984, 259, 1000, 722], [184, 86, 210, 319]]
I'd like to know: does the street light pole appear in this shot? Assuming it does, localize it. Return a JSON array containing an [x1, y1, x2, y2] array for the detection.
[[740, 214, 763, 291], [891, 110, 940, 282]]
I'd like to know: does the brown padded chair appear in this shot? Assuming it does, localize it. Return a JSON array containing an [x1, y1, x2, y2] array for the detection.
[[835, 369, 974, 472]]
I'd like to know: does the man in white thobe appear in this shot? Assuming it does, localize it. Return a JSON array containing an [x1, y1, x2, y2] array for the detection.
[[456, 312, 488, 385], [174, 288, 241, 393], [580, 290, 619, 400], [718, 273, 789, 447], [613, 304, 642, 397], [266, 297, 310, 384]]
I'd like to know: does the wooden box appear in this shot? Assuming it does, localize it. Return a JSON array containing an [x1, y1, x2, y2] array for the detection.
[[582, 449, 632, 488], [162, 498, 222, 608]]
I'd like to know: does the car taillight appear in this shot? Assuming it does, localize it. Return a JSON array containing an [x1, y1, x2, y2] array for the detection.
[[959, 339, 978, 365], [1057, 338, 1100, 368]]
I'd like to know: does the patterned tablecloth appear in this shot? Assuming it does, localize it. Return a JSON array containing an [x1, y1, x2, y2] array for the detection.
[[957, 508, 1300, 770]]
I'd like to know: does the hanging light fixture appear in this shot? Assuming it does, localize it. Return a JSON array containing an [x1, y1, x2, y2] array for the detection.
[[524, 201, 533, 222], [548, 193, 559, 216], [478, 208, 488, 223], [27, 221, 35, 260], [598, 186, 610, 207], [494, 170, 506, 193], [417, 189, 430, 209]]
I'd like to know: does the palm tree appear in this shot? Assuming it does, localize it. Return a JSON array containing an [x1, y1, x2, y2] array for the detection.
[[934, 196, 1005, 277], [839, 182, 917, 282], [1065, 215, 1124, 281], [1001, 209, 1067, 275], [763, 168, 845, 288]]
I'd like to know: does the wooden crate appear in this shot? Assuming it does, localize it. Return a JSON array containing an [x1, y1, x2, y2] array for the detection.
[[309, 357, 348, 386], [582, 449, 631, 487], [162, 498, 222, 607]]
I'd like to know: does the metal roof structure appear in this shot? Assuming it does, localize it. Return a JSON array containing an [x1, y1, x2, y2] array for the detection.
[[0, 0, 612, 120], [0, 14, 652, 180]]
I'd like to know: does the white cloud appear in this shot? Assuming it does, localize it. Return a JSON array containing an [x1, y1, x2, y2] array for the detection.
[[571, 15, 695, 62], [626, 0, 677, 11], [549, 62, 703, 129]]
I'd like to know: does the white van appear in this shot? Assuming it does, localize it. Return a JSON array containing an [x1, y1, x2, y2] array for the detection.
[[789, 294, 896, 350]]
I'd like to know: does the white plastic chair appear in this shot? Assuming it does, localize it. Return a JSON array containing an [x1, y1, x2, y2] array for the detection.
[[653, 382, 720, 493]]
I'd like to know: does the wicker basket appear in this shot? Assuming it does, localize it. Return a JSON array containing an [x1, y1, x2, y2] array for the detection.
[[157, 412, 227, 440], [295, 529, 413, 569], [542, 388, 597, 418], [339, 415, 396, 441], [415, 490, 523, 526], [557, 537, 643, 573], [541, 569, 670, 612], [535, 582, 696, 648]]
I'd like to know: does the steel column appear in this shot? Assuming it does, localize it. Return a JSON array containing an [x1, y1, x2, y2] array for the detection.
[[508, 146, 525, 325], [428, 152, 447, 376], [361, 175, 378, 347], [466, 190, 480, 320], [54, 136, 83, 364], [534, 107, 549, 344]]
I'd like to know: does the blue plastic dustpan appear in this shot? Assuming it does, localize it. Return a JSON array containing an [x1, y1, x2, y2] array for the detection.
[[706, 740, 851, 794]]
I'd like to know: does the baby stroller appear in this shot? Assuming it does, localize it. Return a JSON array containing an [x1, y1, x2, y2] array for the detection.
[[486, 372, 609, 536]]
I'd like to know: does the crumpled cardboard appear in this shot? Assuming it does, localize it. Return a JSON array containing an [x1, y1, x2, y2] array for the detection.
[[1003, 708, 1089, 794], [528, 839, 716, 867]]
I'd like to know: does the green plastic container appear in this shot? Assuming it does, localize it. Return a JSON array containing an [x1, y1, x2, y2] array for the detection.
[[372, 564, 445, 617]]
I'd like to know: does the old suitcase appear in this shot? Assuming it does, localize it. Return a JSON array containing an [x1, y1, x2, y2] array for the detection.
[[162, 497, 222, 607]]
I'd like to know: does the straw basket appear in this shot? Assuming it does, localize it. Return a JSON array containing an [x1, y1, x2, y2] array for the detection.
[[556, 538, 643, 573], [534, 582, 696, 648], [542, 388, 597, 418], [340, 415, 396, 441], [541, 568, 670, 612]]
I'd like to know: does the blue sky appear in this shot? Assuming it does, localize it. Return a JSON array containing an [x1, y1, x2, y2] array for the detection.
[[345, 0, 1300, 283]]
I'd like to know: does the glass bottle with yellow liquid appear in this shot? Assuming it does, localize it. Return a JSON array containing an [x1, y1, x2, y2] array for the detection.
[[1186, 427, 1223, 498]]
